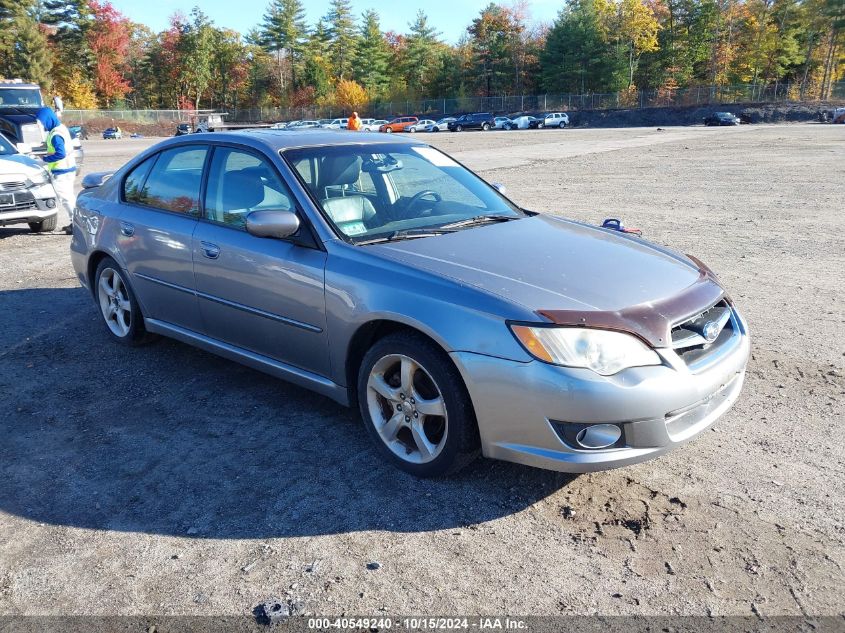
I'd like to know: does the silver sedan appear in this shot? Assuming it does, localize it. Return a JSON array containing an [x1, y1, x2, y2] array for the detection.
[[70, 130, 750, 477]]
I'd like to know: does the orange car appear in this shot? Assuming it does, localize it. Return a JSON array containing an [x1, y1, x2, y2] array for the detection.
[[379, 116, 418, 133]]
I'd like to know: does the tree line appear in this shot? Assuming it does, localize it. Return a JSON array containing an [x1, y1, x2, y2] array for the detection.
[[1, 0, 843, 113]]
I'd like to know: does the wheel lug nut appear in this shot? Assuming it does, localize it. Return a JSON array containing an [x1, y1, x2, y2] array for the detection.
[[404, 416, 410, 422], [414, 412, 418, 418], [410, 398, 415, 404], [400, 393, 405, 400], [397, 404, 402, 411]]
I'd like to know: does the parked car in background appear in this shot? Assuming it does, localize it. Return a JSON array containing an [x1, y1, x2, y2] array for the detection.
[[289, 120, 321, 129], [175, 123, 192, 136], [0, 133, 59, 232], [270, 122, 288, 129], [406, 119, 436, 133], [362, 119, 388, 132], [704, 112, 740, 126], [68, 124, 85, 171], [448, 113, 495, 132], [102, 127, 122, 139], [323, 118, 349, 129], [493, 116, 512, 129], [318, 119, 333, 128], [425, 117, 455, 132], [506, 115, 537, 130], [542, 112, 570, 128], [68, 124, 88, 140], [71, 130, 750, 477], [379, 116, 418, 133]]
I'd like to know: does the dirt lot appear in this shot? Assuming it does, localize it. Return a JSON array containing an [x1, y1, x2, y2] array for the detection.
[[0, 126, 843, 619]]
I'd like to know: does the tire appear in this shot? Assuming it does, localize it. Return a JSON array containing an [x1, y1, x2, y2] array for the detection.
[[384, 127, 393, 133], [559, 121, 566, 128], [537, 122, 544, 129], [358, 332, 480, 477], [94, 257, 154, 346], [29, 215, 57, 233], [481, 123, 490, 131], [456, 125, 463, 132], [431, 127, 439, 132]]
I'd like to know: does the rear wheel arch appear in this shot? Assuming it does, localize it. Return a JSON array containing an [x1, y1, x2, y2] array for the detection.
[[87, 251, 112, 297]]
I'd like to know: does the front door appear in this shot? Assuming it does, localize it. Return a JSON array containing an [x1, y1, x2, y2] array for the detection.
[[117, 145, 208, 332], [191, 145, 330, 377]]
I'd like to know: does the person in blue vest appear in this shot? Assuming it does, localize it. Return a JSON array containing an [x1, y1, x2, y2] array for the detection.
[[35, 106, 76, 234]]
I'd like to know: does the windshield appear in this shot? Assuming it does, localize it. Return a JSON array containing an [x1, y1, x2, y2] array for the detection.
[[0, 133, 16, 154], [284, 143, 524, 243], [0, 88, 43, 107]]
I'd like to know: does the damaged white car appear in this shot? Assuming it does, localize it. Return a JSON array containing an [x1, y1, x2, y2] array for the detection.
[[0, 134, 59, 232]]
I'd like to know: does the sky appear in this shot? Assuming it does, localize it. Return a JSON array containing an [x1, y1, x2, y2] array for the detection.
[[108, 0, 564, 43]]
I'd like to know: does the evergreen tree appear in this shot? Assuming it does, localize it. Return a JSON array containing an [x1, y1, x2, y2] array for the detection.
[[7, 15, 53, 88], [541, 0, 623, 93], [325, 0, 357, 80], [354, 10, 390, 97], [403, 10, 441, 94], [259, 0, 307, 89], [41, 0, 94, 77]]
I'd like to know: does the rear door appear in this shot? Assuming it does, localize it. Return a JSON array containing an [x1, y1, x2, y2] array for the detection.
[[191, 144, 330, 376], [117, 145, 208, 332]]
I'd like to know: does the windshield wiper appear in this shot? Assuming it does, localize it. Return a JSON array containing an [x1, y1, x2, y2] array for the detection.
[[356, 227, 457, 245], [439, 214, 519, 230]]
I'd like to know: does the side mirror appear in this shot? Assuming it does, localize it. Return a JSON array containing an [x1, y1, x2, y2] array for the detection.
[[246, 209, 300, 239], [81, 171, 113, 189], [15, 142, 32, 155], [492, 182, 507, 195]]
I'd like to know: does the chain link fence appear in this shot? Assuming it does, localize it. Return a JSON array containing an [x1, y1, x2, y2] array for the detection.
[[64, 82, 845, 126]]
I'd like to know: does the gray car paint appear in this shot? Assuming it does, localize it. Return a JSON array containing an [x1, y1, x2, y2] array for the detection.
[[70, 129, 750, 473]]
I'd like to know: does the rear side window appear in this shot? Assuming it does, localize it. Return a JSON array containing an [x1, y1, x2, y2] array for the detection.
[[123, 155, 156, 203], [138, 146, 208, 215]]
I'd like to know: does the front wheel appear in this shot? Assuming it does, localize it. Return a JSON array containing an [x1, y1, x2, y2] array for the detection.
[[384, 128, 393, 133], [94, 257, 153, 346], [455, 125, 463, 132], [358, 333, 479, 477], [537, 122, 544, 129]]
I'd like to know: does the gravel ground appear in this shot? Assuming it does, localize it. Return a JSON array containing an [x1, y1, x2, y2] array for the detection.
[[0, 126, 842, 619]]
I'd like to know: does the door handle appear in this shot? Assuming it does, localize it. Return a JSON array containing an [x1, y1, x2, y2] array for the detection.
[[120, 222, 134, 237], [200, 241, 220, 259]]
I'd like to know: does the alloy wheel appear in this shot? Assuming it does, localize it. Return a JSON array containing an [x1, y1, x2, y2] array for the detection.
[[366, 354, 448, 464], [98, 267, 132, 337]]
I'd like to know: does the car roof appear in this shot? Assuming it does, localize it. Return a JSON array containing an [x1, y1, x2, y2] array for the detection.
[[157, 129, 425, 152]]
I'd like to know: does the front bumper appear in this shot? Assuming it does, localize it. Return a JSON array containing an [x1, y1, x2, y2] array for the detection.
[[0, 183, 58, 226], [451, 309, 750, 473]]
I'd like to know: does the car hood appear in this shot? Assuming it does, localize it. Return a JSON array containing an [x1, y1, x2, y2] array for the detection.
[[374, 214, 709, 316], [0, 153, 43, 176]]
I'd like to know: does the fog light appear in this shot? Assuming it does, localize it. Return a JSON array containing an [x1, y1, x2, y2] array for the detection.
[[46, 198, 56, 208], [575, 424, 622, 449]]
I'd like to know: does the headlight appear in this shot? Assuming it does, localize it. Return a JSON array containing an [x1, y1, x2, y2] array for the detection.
[[509, 325, 662, 376], [29, 170, 50, 185]]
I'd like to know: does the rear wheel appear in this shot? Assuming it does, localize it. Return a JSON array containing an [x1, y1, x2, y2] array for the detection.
[[358, 333, 479, 477], [559, 121, 567, 128], [94, 257, 153, 346], [481, 122, 490, 131], [28, 215, 57, 233]]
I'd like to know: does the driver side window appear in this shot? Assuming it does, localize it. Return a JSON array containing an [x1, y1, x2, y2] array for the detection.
[[204, 148, 294, 230]]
